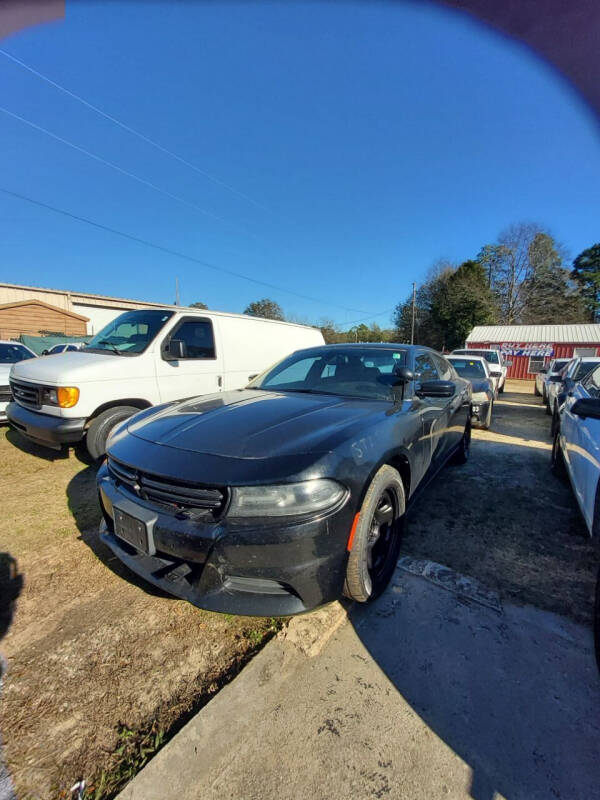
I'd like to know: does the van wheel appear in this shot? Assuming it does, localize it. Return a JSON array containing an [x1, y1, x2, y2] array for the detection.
[[86, 406, 140, 460], [344, 466, 405, 603]]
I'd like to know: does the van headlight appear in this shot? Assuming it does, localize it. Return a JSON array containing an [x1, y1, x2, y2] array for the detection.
[[42, 386, 80, 408], [228, 479, 347, 518]]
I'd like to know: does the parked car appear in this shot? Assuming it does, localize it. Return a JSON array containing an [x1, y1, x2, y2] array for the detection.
[[0, 341, 36, 423], [42, 342, 87, 355], [97, 343, 472, 616], [447, 354, 495, 428], [552, 363, 600, 536], [549, 357, 600, 435], [537, 358, 570, 405], [7, 308, 324, 459], [451, 348, 510, 393]]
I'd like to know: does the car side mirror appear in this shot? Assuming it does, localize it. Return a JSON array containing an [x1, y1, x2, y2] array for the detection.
[[539, 367, 547, 374], [548, 375, 563, 383], [163, 338, 187, 360], [416, 380, 455, 398], [393, 366, 414, 384], [41, 349, 48, 355], [571, 398, 600, 420]]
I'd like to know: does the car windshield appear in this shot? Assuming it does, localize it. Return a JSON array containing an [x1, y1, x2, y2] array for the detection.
[[0, 343, 35, 363], [85, 310, 174, 355], [574, 360, 600, 381], [448, 358, 486, 379], [250, 347, 408, 401], [455, 349, 499, 365], [552, 359, 569, 372]]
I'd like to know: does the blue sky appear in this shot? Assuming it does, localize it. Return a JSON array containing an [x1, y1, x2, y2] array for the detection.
[[1, 1, 599, 328]]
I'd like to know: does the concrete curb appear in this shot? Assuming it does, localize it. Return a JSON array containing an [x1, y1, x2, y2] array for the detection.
[[396, 556, 503, 613], [116, 602, 348, 800]]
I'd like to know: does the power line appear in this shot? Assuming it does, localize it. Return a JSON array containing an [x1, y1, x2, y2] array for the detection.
[[0, 105, 253, 235], [0, 186, 380, 315], [0, 47, 272, 214]]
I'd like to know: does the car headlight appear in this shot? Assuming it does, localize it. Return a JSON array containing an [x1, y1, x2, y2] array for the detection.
[[228, 479, 347, 518], [42, 386, 80, 408], [472, 391, 491, 403]]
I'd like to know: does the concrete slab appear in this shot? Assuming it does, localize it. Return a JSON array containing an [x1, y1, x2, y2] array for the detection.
[[118, 567, 600, 800]]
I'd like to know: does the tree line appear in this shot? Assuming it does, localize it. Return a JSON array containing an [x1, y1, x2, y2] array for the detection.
[[189, 225, 600, 350]]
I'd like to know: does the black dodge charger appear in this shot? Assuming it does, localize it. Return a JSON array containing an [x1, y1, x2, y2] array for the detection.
[[97, 344, 471, 615]]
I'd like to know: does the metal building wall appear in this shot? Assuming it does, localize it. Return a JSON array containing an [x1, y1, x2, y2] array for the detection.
[[467, 341, 600, 380]]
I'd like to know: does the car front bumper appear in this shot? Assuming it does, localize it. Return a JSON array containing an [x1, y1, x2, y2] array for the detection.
[[97, 471, 351, 617], [471, 400, 492, 427], [6, 401, 86, 449]]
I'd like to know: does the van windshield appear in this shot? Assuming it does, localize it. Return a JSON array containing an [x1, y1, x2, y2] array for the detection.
[[85, 310, 174, 355]]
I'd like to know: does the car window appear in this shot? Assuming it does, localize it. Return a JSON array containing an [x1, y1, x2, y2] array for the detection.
[[433, 353, 453, 380], [448, 358, 486, 379], [414, 352, 439, 381], [574, 360, 600, 381], [171, 320, 216, 359], [0, 343, 36, 363], [583, 365, 600, 398]]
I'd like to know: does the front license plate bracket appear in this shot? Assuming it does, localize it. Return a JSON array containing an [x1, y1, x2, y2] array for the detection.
[[112, 498, 158, 556]]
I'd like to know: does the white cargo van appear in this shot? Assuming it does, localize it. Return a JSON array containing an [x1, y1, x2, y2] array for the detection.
[[7, 307, 324, 458]]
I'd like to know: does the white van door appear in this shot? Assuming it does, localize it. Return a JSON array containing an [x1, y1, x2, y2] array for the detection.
[[155, 316, 223, 403]]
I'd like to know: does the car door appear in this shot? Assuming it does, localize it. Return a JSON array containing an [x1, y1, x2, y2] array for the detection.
[[434, 353, 469, 455], [562, 366, 600, 532], [155, 316, 224, 404], [413, 351, 450, 473]]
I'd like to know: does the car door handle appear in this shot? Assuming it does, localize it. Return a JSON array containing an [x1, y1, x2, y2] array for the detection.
[[217, 376, 223, 388]]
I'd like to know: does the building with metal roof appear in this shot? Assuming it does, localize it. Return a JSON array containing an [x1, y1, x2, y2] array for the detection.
[[466, 324, 600, 380]]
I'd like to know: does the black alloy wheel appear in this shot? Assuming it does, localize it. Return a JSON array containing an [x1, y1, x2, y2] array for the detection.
[[344, 465, 405, 603]]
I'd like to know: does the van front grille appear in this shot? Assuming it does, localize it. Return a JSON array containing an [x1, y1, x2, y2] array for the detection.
[[107, 457, 227, 514], [10, 380, 41, 409]]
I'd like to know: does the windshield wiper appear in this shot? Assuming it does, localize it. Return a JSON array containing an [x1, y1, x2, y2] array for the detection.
[[97, 340, 122, 355]]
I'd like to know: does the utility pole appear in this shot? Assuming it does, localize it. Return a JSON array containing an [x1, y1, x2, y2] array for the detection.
[[175, 277, 180, 306], [410, 282, 416, 344]]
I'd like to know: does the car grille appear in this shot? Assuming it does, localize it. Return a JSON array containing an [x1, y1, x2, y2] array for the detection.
[[107, 457, 228, 514], [0, 384, 11, 403], [10, 380, 41, 409]]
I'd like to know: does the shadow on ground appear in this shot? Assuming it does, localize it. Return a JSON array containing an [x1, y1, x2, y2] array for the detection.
[[350, 567, 599, 800], [67, 465, 171, 599]]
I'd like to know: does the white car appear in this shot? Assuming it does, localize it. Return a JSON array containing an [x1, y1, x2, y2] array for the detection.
[[537, 358, 570, 405], [553, 363, 600, 536], [547, 356, 600, 421], [43, 342, 87, 355], [446, 354, 495, 428], [451, 348, 508, 394], [0, 341, 37, 422], [7, 307, 324, 458]]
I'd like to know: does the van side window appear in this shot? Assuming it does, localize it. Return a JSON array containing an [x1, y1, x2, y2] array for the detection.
[[172, 320, 216, 359]]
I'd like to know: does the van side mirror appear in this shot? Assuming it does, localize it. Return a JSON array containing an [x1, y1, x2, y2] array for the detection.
[[163, 339, 187, 360]]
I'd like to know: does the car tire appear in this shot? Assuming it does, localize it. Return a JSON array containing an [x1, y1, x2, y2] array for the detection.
[[86, 406, 140, 460], [344, 465, 405, 603], [545, 399, 552, 415], [550, 405, 560, 438], [499, 381, 505, 394], [551, 431, 567, 479], [534, 383, 540, 396], [451, 417, 471, 465]]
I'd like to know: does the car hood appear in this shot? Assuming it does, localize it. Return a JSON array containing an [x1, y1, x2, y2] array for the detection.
[[9, 350, 141, 384], [125, 389, 388, 459]]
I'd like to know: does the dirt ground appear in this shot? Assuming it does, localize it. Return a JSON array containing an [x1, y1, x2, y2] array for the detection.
[[0, 429, 277, 800], [402, 380, 599, 625]]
